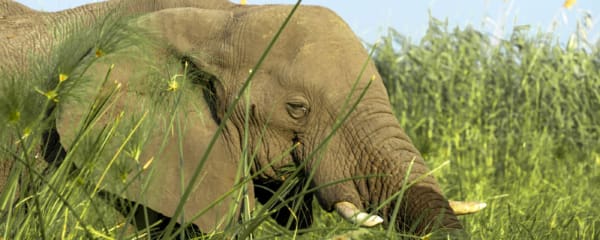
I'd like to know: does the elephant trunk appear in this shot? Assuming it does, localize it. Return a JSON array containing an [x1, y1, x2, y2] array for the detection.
[[365, 115, 462, 233], [311, 108, 462, 234]]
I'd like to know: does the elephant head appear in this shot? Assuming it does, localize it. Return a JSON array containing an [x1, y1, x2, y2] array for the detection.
[[49, 3, 484, 237]]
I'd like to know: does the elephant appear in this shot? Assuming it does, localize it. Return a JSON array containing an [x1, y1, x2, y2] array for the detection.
[[1, 0, 486, 238], [0, 0, 236, 216]]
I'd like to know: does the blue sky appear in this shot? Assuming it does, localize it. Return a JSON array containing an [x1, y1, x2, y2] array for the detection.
[[16, 0, 600, 44]]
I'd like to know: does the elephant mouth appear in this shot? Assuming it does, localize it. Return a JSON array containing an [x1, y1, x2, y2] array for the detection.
[[287, 138, 385, 227]]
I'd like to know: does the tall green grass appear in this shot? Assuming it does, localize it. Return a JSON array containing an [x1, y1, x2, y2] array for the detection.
[[374, 17, 600, 239], [0, 11, 164, 239], [1, 5, 599, 240]]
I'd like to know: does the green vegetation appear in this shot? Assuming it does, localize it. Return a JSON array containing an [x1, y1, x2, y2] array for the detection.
[[1, 8, 599, 240], [374, 18, 600, 239]]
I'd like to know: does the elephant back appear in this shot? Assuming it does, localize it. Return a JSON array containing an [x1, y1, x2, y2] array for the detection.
[[0, 0, 35, 16]]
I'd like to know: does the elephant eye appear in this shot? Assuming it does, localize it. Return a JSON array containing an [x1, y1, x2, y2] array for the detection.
[[286, 102, 309, 120]]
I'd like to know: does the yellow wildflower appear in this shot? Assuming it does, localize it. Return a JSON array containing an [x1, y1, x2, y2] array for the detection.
[[241, 0, 247, 5], [167, 74, 182, 91], [167, 80, 179, 91], [22, 127, 31, 139], [9, 110, 20, 123], [59, 73, 68, 83], [563, 0, 576, 9], [36, 88, 59, 102]]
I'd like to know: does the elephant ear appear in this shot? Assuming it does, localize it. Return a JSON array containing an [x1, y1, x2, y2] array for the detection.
[[55, 14, 249, 232]]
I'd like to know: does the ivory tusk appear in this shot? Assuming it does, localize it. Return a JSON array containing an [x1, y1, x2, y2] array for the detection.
[[334, 201, 384, 227], [448, 200, 487, 215]]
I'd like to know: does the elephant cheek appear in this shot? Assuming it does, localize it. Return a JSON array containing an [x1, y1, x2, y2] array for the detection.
[[252, 136, 295, 180]]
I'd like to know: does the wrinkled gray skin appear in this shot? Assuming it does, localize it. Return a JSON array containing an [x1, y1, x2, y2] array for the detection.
[[0, 0, 231, 69], [1, 0, 461, 236]]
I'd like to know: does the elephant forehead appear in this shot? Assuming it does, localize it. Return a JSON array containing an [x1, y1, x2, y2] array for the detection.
[[228, 6, 378, 85], [228, 5, 357, 62], [291, 42, 379, 91], [236, 5, 351, 39]]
